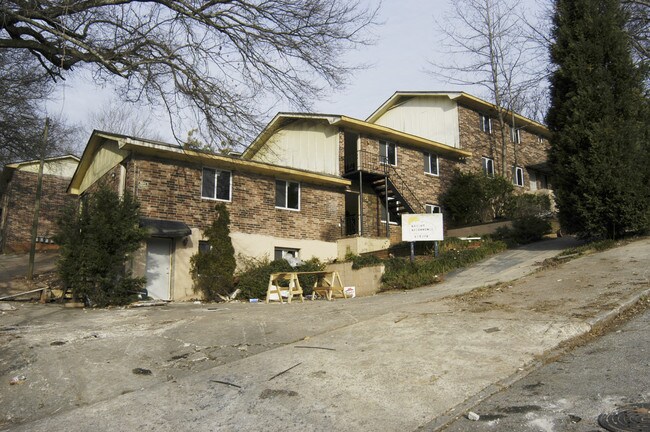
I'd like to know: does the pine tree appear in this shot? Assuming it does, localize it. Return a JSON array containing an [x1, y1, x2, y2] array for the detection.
[[547, 0, 650, 239], [189, 203, 236, 300], [56, 186, 147, 306]]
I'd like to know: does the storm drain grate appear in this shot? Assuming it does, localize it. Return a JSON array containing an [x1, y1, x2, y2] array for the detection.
[[598, 403, 650, 432]]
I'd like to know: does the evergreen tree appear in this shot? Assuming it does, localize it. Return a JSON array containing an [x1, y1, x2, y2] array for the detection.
[[190, 203, 236, 300], [56, 186, 147, 306], [547, 0, 650, 239]]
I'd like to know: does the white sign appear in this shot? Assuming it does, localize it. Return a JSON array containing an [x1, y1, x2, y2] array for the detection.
[[401, 213, 444, 242]]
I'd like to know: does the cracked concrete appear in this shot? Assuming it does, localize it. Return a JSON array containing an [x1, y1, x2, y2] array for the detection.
[[1, 237, 649, 431]]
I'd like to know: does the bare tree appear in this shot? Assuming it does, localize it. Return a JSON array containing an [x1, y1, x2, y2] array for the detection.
[[623, 0, 650, 64], [0, 50, 81, 165], [430, 0, 543, 175], [87, 98, 165, 141], [1, 1, 377, 150]]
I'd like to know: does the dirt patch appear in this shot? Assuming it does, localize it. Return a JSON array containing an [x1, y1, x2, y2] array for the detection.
[[538, 295, 650, 365]]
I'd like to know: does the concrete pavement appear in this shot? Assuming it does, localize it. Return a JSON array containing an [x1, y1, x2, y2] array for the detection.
[[4, 237, 649, 432]]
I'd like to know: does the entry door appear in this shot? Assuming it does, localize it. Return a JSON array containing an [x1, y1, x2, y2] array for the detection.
[[146, 238, 172, 300], [344, 191, 360, 236]]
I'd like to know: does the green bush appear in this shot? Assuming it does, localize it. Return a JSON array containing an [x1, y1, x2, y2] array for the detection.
[[190, 203, 236, 301], [380, 239, 507, 291], [493, 215, 552, 245], [440, 170, 514, 227], [235, 256, 325, 300], [507, 194, 552, 219], [345, 252, 383, 269], [55, 186, 147, 307]]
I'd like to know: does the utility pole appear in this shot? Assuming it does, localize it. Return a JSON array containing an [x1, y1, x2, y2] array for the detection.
[[27, 117, 49, 280]]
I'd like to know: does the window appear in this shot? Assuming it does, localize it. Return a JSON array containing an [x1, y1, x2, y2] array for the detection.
[[202, 168, 231, 201], [379, 140, 397, 166], [425, 204, 441, 214], [513, 166, 524, 187], [424, 152, 439, 176], [380, 197, 399, 224], [275, 179, 300, 210], [482, 157, 495, 177], [198, 241, 211, 254], [511, 127, 521, 144], [480, 114, 492, 133], [274, 247, 300, 261]]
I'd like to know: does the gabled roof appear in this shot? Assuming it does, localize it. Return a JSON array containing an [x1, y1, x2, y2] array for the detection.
[[1, 154, 80, 190], [68, 130, 350, 195], [4, 154, 80, 169], [366, 91, 550, 138], [242, 112, 472, 160]]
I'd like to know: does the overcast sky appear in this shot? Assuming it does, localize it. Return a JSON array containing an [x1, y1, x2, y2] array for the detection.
[[46, 0, 544, 144]]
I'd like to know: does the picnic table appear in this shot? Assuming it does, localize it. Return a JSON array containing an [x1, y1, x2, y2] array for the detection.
[[265, 271, 347, 303]]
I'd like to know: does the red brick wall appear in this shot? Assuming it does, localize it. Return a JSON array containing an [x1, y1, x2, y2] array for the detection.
[[1, 171, 75, 253], [129, 155, 344, 242], [457, 104, 550, 192]]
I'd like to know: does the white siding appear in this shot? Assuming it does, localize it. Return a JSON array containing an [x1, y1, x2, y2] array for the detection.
[[17, 158, 78, 178], [252, 120, 339, 175], [373, 96, 460, 148]]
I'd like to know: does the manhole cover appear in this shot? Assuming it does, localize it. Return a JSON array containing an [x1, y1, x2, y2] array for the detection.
[[598, 403, 650, 432]]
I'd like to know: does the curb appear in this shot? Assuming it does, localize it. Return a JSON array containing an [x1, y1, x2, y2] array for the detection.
[[416, 286, 650, 432]]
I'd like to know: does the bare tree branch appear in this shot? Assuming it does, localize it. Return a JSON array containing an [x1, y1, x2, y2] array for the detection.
[[1, 0, 379, 149]]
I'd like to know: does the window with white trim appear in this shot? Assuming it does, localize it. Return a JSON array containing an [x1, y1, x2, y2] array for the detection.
[[274, 247, 299, 261], [380, 197, 399, 224], [480, 114, 492, 133], [424, 152, 439, 176], [513, 166, 524, 187], [511, 127, 521, 144], [275, 179, 300, 210], [379, 140, 397, 166], [201, 168, 231, 201], [482, 157, 495, 177], [425, 204, 441, 214]]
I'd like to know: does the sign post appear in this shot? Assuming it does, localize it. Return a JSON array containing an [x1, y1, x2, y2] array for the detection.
[[402, 214, 444, 261]]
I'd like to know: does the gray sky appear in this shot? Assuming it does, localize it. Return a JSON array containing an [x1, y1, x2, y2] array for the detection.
[[46, 0, 543, 144]]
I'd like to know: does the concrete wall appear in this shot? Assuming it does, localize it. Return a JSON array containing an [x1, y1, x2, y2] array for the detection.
[[336, 236, 390, 260], [446, 220, 513, 238], [325, 261, 385, 297]]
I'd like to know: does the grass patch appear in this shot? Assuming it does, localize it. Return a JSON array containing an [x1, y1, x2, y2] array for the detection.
[[558, 239, 619, 257], [377, 238, 507, 291]]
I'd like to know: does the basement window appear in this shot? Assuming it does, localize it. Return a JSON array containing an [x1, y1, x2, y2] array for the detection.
[[425, 204, 441, 214]]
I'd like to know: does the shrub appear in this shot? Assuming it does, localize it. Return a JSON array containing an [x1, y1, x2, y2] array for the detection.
[[345, 252, 383, 269], [507, 193, 552, 219], [189, 203, 236, 300], [55, 186, 147, 307], [380, 238, 507, 291], [235, 256, 325, 300], [440, 170, 514, 227], [494, 215, 552, 245]]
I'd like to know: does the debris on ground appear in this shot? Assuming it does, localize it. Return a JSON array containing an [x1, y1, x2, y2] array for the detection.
[[9, 375, 26, 385], [0, 302, 16, 311], [129, 300, 168, 308], [132, 368, 153, 375], [210, 379, 241, 389], [467, 411, 480, 421]]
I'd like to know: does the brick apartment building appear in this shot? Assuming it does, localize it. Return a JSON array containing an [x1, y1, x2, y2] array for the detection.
[[0, 155, 79, 253], [67, 91, 552, 301]]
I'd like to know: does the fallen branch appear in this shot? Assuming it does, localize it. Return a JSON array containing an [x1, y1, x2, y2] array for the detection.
[[294, 346, 336, 351], [210, 379, 241, 389], [268, 362, 302, 381]]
